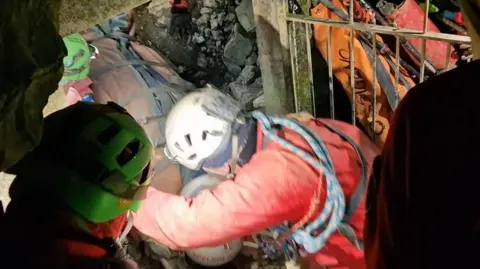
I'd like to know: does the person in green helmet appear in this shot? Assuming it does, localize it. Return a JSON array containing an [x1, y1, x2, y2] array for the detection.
[[0, 101, 154, 269], [61, 33, 97, 85]]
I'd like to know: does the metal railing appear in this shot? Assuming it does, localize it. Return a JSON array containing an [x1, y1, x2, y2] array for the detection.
[[281, 0, 471, 142]]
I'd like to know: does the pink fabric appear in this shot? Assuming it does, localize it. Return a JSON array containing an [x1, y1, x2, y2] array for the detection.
[[63, 77, 94, 106], [133, 118, 380, 268]]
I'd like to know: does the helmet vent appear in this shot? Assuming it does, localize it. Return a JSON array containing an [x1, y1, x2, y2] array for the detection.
[[138, 162, 151, 185], [117, 140, 140, 166], [202, 130, 222, 140], [97, 124, 120, 144], [188, 154, 197, 160], [174, 142, 184, 152], [185, 134, 192, 146]]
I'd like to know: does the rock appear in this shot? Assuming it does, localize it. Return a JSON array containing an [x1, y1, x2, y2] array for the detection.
[[236, 65, 258, 84], [226, 13, 237, 22], [200, 7, 213, 14], [223, 57, 243, 75], [224, 23, 234, 32], [216, 40, 222, 47], [196, 14, 210, 25], [253, 93, 265, 108], [229, 82, 263, 106], [127, 244, 144, 261], [223, 24, 253, 66], [204, 28, 212, 37], [197, 53, 208, 68], [228, 5, 236, 12], [203, 0, 219, 8], [210, 18, 220, 30], [148, 0, 172, 26], [235, 0, 255, 32], [201, 46, 207, 52], [235, 0, 241, 5], [252, 76, 263, 87], [193, 70, 208, 79], [224, 72, 237, 82], [245, 52, 258, 66], [206, 40, 216, 49], [193, 33, 206, 44], [211, 30, 223, 40], [217, 12, 227, 25]]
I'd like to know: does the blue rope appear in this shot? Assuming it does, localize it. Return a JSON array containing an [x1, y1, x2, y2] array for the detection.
[[252, 111, 345, 254]]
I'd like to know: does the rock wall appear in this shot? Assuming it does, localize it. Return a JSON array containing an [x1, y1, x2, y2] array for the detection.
[[142, 0, 264, 110]]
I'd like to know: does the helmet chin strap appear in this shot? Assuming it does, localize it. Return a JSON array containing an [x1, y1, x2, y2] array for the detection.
[[117, 211, 135, 244]]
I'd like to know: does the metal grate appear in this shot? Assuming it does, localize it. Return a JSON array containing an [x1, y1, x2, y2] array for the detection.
[[281, 0, 471, 143]]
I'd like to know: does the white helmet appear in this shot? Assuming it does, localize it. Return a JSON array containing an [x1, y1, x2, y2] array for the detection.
[[180, 174, 243, 266], [164, 86, 242, 170]]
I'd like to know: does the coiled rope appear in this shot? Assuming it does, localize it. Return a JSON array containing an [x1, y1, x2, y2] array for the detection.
[[252, 111, 345, 253]]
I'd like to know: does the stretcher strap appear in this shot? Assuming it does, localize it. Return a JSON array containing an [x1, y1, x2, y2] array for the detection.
[[316, 119, 367, 223]]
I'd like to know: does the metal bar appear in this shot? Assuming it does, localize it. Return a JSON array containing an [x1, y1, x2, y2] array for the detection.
[[420, 38, 427, 83], [59, 0, 150, 36], [394, 36, 400, 108], [286, 14, 471, 44], [372, 32, 377, 143], [327, 26, 335, 119], [349, 0, 354, 23], [423, 0, 430, 33], [350, 29, 356, 125], [305, 25, 317, 116], [289, 22, 300, 112]]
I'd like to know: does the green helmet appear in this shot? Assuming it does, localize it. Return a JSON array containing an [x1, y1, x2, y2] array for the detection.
[[9, 102, 154, 223], [61, 33, 94, 84]]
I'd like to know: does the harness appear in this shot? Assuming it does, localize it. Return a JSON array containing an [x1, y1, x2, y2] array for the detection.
[[244, 112, 367, 259]]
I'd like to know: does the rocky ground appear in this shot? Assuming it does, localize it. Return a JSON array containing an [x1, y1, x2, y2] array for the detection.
[[123, 233, 288, 269], [134, 0, 265, 111]]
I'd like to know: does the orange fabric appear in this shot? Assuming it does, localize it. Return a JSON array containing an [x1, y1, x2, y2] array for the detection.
[[83, 212, 128, 240], [312, 1, 416, 148], [134, 119, 379, 268]]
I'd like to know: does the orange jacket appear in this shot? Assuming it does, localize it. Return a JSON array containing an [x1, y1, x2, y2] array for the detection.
[[133, 118, 379, 268]]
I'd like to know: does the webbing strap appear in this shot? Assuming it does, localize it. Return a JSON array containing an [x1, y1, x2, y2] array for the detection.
[[90, 60, 169, 80], [316, 119, 367, 223], [359, 40, 401, 110], [118, 85, 188, 108]]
